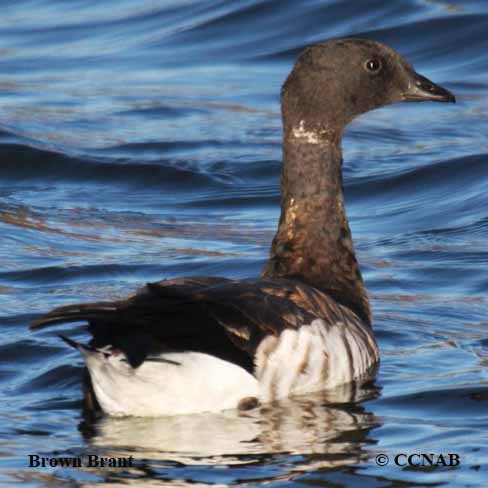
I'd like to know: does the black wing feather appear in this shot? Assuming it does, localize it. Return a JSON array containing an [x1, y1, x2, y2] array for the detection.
[[31, 276, 363, 370]]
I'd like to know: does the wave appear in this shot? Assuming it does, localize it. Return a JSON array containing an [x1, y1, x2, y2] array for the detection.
[[0, 135, 283, 195], [348, 152, 488, 200], [0, 142, 230, 188]]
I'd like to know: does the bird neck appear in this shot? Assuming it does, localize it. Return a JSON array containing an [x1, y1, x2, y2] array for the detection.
[[262, 126, 371, 325]]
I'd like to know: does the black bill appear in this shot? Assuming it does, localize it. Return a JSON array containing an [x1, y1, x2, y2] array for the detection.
[[404, 71, 455, 103]]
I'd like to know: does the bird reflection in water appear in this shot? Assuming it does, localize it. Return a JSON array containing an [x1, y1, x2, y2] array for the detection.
[[78, 379, 381, 486]]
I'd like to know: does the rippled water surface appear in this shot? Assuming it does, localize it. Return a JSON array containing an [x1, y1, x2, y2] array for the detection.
[[1, 1, 488, 486]]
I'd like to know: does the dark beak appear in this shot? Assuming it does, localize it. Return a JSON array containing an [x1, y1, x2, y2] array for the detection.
[[404, 71, 455, 103]]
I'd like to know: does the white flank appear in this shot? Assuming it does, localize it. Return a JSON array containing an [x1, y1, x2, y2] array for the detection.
[[83, 350, 258, 417], [80, 319, 377, 417], [255, 319, 378, 403]]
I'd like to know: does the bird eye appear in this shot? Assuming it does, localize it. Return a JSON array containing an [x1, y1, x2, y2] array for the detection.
[[365, 58, 382, 73]]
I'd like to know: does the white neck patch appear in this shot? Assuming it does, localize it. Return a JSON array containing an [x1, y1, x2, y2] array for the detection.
[[292, 120, 320, 144]]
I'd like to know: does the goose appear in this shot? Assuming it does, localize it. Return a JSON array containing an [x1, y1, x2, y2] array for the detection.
[[31, 39, 455, 417]]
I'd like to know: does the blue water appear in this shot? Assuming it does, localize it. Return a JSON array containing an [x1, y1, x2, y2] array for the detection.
[[1, 1, 488, 486]]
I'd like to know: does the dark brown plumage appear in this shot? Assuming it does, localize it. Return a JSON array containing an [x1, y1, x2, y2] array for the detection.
[[30, 38, 455, 414], [33, 276, 367, 370]]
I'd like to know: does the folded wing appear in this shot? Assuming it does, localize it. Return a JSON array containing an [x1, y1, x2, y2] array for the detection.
[[31, 276, 364, 371]]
